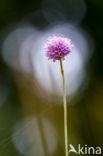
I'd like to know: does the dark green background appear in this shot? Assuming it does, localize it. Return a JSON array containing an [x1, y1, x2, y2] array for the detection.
[[0, 0, 103, 155]]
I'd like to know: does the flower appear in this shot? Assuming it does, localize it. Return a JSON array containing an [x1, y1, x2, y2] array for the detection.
[[45, 35, 73, 61]]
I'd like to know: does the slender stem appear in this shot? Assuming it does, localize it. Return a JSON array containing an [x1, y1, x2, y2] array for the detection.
[[60, 59, 68, 156]]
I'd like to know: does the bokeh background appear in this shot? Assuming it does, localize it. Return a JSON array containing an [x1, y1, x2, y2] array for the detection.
[[0, 0, 103, 155]]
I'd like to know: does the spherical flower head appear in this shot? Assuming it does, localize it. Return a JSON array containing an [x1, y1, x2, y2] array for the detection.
[[45, 35, 73, 62]]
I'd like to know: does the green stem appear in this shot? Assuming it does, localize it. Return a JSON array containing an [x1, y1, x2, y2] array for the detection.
[[60, 59, 68, 156]]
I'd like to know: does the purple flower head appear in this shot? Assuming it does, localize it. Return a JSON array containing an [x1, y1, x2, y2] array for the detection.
[[45, 35, 73, 62]]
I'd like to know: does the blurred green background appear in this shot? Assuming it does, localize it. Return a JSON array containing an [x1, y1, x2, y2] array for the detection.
[[0, 0, 103, 155]]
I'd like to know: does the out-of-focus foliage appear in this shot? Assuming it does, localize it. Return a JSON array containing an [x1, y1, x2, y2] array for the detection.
[[0, 0, 103, 155]]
